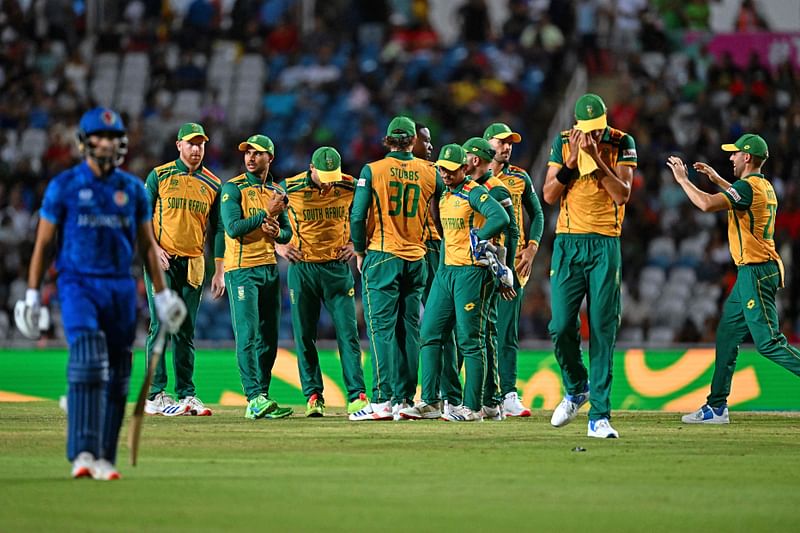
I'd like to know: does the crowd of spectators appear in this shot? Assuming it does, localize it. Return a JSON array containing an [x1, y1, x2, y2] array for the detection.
[[0, 0, 797, 346]]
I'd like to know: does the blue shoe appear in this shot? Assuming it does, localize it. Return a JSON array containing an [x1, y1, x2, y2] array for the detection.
[[681, 404, 729, 424]]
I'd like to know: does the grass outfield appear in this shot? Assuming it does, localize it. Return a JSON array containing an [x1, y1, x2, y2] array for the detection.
[[1, 404, 798, 532]]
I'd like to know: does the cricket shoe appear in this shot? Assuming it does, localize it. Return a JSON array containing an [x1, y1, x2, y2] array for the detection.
[[349, 400, 393, 421], [392, 401, 412, 421], [480, 404, 505, 421], [91, 459, 121, 481], [264, 404, 293, 419], [681, 404, 729, 424], [71, 451, 94, 479], [502, 392, 531, 417], [179, 395, 212, 416], [399, 401, 443, 420], [550, 389, 590, 427], [442, 404, 483, 422], [145, 391, 187, 417], [346, 393, 369, 414], [587, 418, 619, 438], [305, 394, 325, 417], [245, 395, 274, 420]]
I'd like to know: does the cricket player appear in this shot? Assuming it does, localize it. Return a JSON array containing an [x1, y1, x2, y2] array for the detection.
[[143, 122, 225, 417], [399, 144, 511, 422], [14, 107, 186, 480], [220, 134, 293, 420], [277, 146, 369, 417], [349, 116, 440, 421], [484, 122, 545, 417], [543, 94, 637, 438], [666, 135, 800, 424], [462, 137, 519, 420]]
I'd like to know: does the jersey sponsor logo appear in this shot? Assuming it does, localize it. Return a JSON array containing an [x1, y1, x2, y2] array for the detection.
[[113, 190, 128, 207], [357, 178, 366, 187], [622, 148, 637, 159], [464, 302, 475, 311], [77, 214, 130, 229], [726, 187, 742, 202], [78, 188, 93, 202], [747, 299, 756, 310]]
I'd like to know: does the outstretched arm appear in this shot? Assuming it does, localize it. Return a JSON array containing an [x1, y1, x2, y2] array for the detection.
[[666, 156, 730, 213]]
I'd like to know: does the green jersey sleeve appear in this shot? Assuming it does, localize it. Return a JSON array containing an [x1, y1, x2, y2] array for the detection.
[[469, 185, 509, 240], [220, 182, 266, 238], [618, 134, 638, 165], [350, 164, 373, 253], [144, 169, 159, 208], [548, 133, 565, 167], [723, 179, 753, 210]]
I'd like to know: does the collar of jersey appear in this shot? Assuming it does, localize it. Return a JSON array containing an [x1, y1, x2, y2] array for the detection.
[[741, 172, 765, 180], [447, 177, 471, 195], [245, 171, 277, 187], [471, 170, 493, 185], [174, 158, 209, 176], [386, 151, 414, 160]]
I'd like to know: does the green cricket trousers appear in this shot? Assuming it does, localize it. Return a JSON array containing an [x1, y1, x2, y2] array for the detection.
[[708, 261, 800, 406], [549, 234, 621, 421], [225, 264, 281, 401], [145, 256, 202, 400], [419, 265, 495, 411], [288, 260, 365, 402], [425, 239, 462, 404], [361, 250, 426, 405]]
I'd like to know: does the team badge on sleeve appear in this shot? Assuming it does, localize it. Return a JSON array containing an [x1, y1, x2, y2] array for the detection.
[[622, 149, 637, 159]]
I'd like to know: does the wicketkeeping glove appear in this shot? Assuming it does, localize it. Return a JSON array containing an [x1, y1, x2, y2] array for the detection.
[[469, 228, 491, 266], [489, 245, 514, 289], [154, 289, 188, 334]]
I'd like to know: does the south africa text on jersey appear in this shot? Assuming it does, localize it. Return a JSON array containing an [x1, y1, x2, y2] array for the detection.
[[166, 197, 209, 214]]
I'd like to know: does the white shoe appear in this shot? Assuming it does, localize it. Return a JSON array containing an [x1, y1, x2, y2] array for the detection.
[[587, 418, 619, 438], [550, 390, 590, 427], [179, 395, 212, 416], [392, 401, 411, 421], [480, 404, 505, 421], [399, 401, 443, 420], [91, 459, 121, 481], [681, 404, 729, 424], [145, 391, 187, 416], [349, 400, 393, 421], [502, 392, 531, 417], [71, 451, 94, 479], [442, 404, 482, 422]]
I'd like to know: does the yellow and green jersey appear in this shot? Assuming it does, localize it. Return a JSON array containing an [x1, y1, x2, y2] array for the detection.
[[722, 173, 784, 283], [473, 171, 518, 265], [439, 179, 509, 266], [282, 171, 355, 263], [145, 159, 224, 258], [423, 209, 441, 243], [219, 172, 292, 271], [351, 152, 442, 261], [493, 163, 544, 248], [547, 127, 637, 237]]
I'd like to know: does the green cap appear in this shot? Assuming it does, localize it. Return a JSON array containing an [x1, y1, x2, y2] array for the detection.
[[574, 93, 607, 132], [311, 146, 342, 183], [238, 134, 275, 155], [462, 137, 496, 162], [177, 122, 209, 141], [435, 143, 467, 171], [483, 123, 522, 143], [386, 116, 416, 139], [721, 133, 769, 159]]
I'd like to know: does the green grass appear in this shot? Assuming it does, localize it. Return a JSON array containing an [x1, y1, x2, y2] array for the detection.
[[1, 403, 798, 532]]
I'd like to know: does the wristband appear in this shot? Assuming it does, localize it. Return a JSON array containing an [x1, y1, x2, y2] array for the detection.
[[556, 166, 577, 185], [26, 288, 40, 306]]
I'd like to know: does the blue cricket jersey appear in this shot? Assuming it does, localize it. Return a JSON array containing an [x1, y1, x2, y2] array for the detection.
[[40, 162, 152, 277]]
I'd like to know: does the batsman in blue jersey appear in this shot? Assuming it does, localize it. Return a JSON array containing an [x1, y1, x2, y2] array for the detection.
[[14, 108, 187, 481]]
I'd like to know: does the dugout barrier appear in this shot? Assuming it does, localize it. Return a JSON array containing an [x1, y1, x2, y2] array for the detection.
[[0, 348, 796, 410]]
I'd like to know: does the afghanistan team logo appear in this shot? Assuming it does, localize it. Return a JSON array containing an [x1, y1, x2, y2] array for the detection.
[[101, 110, 117, 126], [113, 190, 129, 207]]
